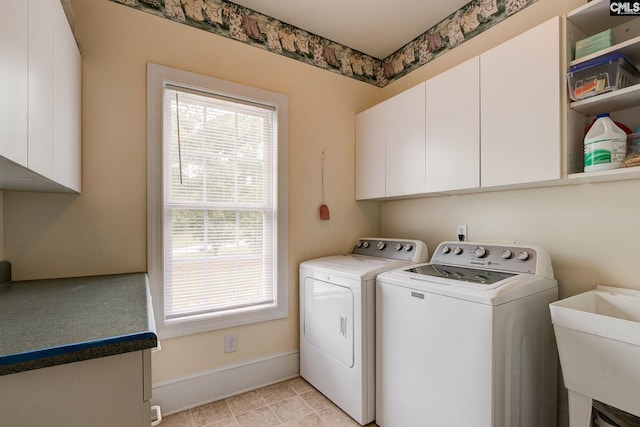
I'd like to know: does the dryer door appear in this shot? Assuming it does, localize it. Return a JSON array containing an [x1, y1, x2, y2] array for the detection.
[[303, 278, 354, 368]]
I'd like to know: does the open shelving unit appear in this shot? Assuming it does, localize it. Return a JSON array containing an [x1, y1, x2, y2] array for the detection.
[[565, 0, 640, 181]]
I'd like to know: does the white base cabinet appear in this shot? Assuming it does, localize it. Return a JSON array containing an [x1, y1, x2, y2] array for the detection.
[[0, 0, 81, 193], [0, 350, 153, 427]]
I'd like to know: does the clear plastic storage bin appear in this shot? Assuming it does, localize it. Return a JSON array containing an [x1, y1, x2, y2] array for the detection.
[[567, 53, 640, 101]]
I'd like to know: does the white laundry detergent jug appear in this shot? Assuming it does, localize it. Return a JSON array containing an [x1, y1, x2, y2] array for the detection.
[[584, 113, 627, 172]]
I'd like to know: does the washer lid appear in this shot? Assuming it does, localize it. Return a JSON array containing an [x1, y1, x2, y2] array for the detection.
[[378, 265, 557, 305], [407, 264, 517, 285]]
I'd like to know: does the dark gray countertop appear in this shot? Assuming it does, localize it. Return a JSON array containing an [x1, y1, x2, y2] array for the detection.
[[0, 272, 157, 375]]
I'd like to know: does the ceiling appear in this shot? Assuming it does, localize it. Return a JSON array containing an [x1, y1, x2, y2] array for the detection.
[[230, 0, 471, 59]]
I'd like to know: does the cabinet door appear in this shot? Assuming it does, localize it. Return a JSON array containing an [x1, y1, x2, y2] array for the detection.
[[0, 351, 150, 427], [480, 16, 561, 187], [425, 57, 480, 192], [52, 0, 82, 191], [0, 0, 80, 193], [355, 103, 385, 200], [0, 0, 28, 167], [385, 82, 426, 197], [28, 0, 55, 179]]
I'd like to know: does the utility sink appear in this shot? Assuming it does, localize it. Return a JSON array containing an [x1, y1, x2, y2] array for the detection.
[[550, 286, 640, 427]]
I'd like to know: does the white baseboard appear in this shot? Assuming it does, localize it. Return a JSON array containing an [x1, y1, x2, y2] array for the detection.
[[154, 353, 571, 426], [152, 350, 300, 415]]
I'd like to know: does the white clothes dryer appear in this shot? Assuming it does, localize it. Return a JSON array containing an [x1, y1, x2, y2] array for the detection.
[[299, 238, 428, 425], [376, 241, 558, 427]]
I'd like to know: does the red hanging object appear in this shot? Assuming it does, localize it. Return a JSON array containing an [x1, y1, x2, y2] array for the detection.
[[320, 149, 330, 220], [319, 203, 330, 220]]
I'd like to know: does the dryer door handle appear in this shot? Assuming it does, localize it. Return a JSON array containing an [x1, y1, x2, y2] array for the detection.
[[339, 315, 347, 338]]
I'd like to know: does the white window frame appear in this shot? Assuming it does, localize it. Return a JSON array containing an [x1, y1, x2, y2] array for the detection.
[[147, 63, 288, 339]]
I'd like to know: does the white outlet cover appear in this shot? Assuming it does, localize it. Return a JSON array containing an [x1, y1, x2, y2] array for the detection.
[[224, 335, 237, 353], [456, 224, 467, 240]]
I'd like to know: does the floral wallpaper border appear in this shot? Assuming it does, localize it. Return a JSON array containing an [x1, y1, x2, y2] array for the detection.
[[110, 0, 539, 87]]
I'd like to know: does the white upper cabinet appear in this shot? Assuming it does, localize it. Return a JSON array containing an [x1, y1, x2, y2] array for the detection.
[[28, 0, 55, 179], [385, 82, 426, 197], [0, 0, 81, 193], [425, 56, 480, 192], [480, 16, 561, 188], [353, 13, 638, 200], [355, 103, 386, 200], [52, 0, 82, 191], [0, 0, 28, 167], [356, 82, 426, 200]]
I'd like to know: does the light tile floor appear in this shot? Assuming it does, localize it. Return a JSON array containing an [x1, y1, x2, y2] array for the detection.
[[159, 376, 378, 427]]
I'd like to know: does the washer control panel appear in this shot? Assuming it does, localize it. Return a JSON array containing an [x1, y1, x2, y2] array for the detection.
[[431, 241, 538, 274], [351, 238, 428, 263]]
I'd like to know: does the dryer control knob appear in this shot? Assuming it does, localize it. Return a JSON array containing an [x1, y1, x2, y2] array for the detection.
[[356, 241, 363, 248], [453, 247, 463, 255], [377, 242, 386, 250], [441, 245, 451, 254], [501, 250, 513, 260], [395, 243, 403, 251], [362, 241, 370, 248], [517, 251, 530, 261], [404, 244, 414, 252], [474, 247, 487, 258]]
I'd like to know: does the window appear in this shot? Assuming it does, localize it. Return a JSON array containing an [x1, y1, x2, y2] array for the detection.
[[147, 64, 288, 339]]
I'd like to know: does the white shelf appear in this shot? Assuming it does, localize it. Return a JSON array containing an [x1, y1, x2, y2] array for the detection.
[[567, 165, 640, 183], [569, 83, 640, 115], [567, 0, 636, 34], [564, 1, 640, 187], [567, 1, 640, 117], [569, 35, 640, 67]]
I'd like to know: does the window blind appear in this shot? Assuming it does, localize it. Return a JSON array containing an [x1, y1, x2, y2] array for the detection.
[[162, 86, 278, 322]]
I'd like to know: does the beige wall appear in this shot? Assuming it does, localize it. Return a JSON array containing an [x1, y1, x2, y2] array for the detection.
[[3, 0, 380, 382]]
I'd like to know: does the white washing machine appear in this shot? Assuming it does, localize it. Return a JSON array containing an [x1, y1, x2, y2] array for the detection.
[[375, 241, 558, 427], [299, 238, 428, 425]]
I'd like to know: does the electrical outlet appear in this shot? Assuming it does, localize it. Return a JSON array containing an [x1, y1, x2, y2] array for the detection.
[[224, 334, 237, 353], [456, 224, 468, 242]]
